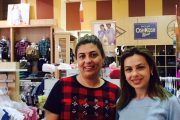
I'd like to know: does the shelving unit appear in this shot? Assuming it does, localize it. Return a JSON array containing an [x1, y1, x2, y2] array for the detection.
[[0, 20, 56, 99], [54, 30, 77, 79], [117, 45, 176, 77], [0, 19, 56, 63], [0, 62, 21, 101], [54, 31, 77, 64]]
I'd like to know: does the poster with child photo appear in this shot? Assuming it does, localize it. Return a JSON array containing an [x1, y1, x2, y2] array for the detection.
[[92, 21, 116, 46], [7, 3, 30, 25]]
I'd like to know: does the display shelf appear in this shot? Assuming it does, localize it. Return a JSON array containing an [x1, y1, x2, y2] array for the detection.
[[0, 62, 20, 101], [0, 19, 56, 63], [54, 31, 76, 64], [0, 69, 27, 72], [54, 30, 77, 78], [0, 80, 14, 83], [154, 45, 176, 77]]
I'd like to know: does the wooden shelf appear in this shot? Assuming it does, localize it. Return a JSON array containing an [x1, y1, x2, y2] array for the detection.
[[0, 19, 56, 63], [0, 19, 56, 28], [0, 62, 27, 72], [0, 62, 20, 101], [0, 69, 27, 72], [0, 19, 57, 101], [54, 29, 77, 78], [0, 80, 14, 83]]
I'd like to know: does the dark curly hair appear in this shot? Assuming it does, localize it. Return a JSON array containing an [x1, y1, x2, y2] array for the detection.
[[75, 34, 105, 59]]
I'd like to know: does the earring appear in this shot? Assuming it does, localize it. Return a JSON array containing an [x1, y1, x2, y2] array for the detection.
[[151, 71, 153, 76]]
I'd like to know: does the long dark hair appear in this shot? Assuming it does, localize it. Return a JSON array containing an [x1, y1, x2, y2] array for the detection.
[[117, 47, 172, 110]]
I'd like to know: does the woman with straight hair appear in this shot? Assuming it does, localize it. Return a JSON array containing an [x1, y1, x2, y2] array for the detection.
[[116, 47, 180, 120]]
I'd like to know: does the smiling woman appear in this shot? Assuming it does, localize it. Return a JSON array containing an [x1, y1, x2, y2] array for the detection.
[[44, 34, 120, 120], [116, 47, 180, 120]]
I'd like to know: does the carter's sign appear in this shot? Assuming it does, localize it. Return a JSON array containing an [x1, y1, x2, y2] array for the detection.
[[134, 23, 157, 39]]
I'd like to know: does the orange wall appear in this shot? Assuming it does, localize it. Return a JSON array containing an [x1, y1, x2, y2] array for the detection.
[[36, 0, 53, 19], [28, 0, 179, 30], [66, 2, 81, 30], [96, 1, 112, 20]]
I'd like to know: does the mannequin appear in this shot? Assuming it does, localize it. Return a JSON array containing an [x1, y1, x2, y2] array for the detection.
[[0, 36, 10, 61]]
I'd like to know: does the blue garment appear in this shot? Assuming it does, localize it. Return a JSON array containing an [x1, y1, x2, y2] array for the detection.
[[116, 96, 180, 120], [2, 109, 10, 120], [0, 39, 10, 59], [35, 80, 44, 96], [37, 58, 47, 71], [38, 39, 50, 58]]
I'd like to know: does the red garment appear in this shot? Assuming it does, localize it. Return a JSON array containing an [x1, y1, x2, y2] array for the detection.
[[109, 69, 120, 79], [15, 40, 29, 59], [44, 75, 120, 120]]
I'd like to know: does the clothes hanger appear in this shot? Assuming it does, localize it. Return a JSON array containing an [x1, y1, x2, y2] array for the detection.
[[21, 36, 27, 42], [1, 36, 7, 41], [42, 36, 46, 40], [39, 56, 47, 61], [20, 57, 27, 63]]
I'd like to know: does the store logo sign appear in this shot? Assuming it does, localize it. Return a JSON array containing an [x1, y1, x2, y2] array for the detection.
[[134, 23, 157, 39]]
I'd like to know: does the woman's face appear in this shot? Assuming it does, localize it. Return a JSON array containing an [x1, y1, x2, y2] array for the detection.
[[76, 43, 104, 79], [124, 54, 151, 91]]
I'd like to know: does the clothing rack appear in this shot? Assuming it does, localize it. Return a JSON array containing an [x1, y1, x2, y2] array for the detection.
[[160, 77, 180, 81], [160, 77, 180, 97]]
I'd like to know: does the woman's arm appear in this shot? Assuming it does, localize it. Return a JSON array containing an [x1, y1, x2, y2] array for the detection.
[[45, 110, 59, 120], [44, 81, 62, 119]]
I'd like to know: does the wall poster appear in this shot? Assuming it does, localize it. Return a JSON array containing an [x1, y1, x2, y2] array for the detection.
[[7, 3, 30, 25], [92, 21, 116, 46]]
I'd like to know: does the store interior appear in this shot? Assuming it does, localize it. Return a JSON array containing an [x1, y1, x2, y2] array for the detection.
[[0, 0, 180, 119]]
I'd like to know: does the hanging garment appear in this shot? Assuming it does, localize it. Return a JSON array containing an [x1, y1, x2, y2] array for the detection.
[[38, 39, 50, 59], [0, 39, 10, 59], [26, 44, 39, 61], [15, 40, 30, 60]]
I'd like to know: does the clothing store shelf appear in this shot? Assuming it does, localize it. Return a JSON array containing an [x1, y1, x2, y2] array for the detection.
[[0, 80, 14, 83], [0, 62, 20, 101], [0, 69, 27, 72]]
